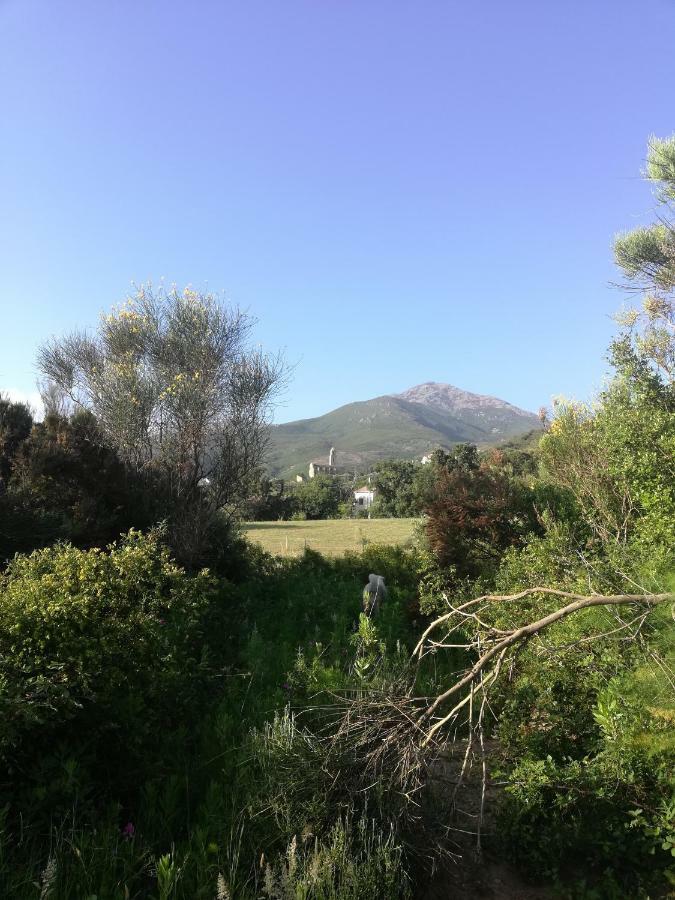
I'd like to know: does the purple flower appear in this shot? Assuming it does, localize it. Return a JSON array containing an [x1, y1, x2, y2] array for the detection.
[[282, 682, 291, 692], [122, 822, 135, 839]]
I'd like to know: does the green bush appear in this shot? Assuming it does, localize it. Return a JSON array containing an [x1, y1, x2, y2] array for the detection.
[[486, 528, 675, 894], [0, 529, 218, 814]]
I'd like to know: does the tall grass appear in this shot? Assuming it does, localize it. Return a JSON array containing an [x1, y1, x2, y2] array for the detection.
[[0, 542, 450, 898]]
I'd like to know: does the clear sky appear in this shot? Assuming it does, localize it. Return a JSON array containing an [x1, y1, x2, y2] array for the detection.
[[1, 0, 674, 422]]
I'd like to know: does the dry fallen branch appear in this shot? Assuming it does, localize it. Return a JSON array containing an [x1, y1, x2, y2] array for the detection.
[[298, 690, 459, 865], [317, 587, 672, 860], [416, 588, 672, 744], [406, 586, 673, 852]]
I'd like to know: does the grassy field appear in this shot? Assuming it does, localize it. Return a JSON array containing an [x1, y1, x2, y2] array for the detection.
[[244, 517, 420, 557]]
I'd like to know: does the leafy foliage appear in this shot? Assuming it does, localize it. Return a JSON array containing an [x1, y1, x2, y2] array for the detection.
[[371, 459, 420, 518], [0, 529, 429, 898], [425, 455, 541, 581], [613, 134, 675, 383], [0, 530, 219, 822], [10, 411, 150, 549], [292, 474, 346, 519], [0, 394, 33, 488]]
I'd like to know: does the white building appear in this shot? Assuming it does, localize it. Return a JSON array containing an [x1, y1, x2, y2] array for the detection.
[[354, 486, 375, 509]]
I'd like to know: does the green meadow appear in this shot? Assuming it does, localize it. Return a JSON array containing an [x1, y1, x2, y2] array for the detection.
[[244, 517, 420, 556]]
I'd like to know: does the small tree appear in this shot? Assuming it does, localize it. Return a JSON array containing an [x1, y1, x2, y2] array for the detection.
[[613, 134, 675, 383], [370, 459, 419, 518], [540, 136, 675, 560], [293, 474, 343, 519], [432, 443, 480, 474], [38, 285, 285, 565], [425, 461, 540, 580], [11, 410, 148, 549], [0, 394, 33, 489]]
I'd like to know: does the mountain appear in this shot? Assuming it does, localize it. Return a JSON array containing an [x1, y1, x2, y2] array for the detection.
[[266, 382, 541, 478], [396, 382, 540, 438]]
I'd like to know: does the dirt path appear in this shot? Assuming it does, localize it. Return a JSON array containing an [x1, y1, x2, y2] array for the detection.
[[424, 855, 554, 899], [422, 742, 555, 899]]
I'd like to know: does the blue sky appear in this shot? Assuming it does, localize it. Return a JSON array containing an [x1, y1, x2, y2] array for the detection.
[[1, 0, 674, 422]]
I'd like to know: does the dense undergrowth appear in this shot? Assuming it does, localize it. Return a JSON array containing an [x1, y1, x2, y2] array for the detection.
[[0, 536, 450, 898], [1, 373, 674, 900], [0, 524, 672, 898]]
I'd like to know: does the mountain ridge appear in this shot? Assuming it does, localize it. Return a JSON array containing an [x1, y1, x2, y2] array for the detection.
[[396, 382, 535, 415]]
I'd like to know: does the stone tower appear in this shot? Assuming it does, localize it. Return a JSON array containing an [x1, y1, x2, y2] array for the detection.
[[329, 447, 336, 467]]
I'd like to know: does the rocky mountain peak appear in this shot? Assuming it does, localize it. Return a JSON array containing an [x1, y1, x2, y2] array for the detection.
[[394, 382, 533, 416]]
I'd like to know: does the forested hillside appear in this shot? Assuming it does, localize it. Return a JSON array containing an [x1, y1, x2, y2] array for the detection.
[[266, 386, 539, 478]]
